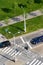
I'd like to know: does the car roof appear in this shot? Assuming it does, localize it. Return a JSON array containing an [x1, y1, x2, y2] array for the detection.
[[32, 35, 43, 40], [1, 40, 10, 44]]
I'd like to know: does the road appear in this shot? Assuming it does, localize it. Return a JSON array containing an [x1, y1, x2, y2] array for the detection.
[[0, 29, 43, 65], [9, 29, 43, 49]]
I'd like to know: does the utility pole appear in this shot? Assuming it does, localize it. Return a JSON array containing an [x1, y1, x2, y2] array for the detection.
[[24, 12, 26, 32], [21, 6, 26, 32]]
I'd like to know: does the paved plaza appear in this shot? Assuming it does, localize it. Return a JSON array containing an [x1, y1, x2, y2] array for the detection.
[[0, 29, 43, 65]]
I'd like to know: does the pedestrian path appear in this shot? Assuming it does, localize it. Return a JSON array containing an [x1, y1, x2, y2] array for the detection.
[[0, 10, 43, 27]]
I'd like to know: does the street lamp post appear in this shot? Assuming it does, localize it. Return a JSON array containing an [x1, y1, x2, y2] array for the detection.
[[24, 12, 26, 32], [8, 31, 20, 45], [5, 28, 20, 45], [8, 32, 15, 45]]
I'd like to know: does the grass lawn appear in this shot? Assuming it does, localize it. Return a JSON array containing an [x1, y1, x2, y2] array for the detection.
[[0, 0, 43, 20], [0, 15, 43, 38]]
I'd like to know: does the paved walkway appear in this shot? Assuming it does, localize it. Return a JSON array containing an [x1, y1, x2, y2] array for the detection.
[[0, 10, 43, 27], [31, 44, 43, 56]]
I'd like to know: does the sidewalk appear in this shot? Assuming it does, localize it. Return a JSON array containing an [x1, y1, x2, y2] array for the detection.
[[0, 10, 43, 27]]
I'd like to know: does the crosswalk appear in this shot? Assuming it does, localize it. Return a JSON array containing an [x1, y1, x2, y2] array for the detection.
[[0, 47, 43, 65], [0, 47, 22, 58], [26, 58, 43, 65]]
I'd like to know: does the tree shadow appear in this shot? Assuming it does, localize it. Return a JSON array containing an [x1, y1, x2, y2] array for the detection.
[[1, 8, 12, 13], [34, 0, 42, 3]]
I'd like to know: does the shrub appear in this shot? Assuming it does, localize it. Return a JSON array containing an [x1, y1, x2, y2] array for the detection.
[[34, 0, 42, 3]]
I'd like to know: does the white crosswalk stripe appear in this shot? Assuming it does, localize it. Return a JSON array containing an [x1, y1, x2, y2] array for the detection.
[[11, 51, 16, 56], [0, 49, 2, 51], [6, 48, 13, 54], [9, 50, 14, 55], [4, 47, 10, 53], [41, 63, 43, 65], [29, 58, 36, 65], [37, 61, 41, 65], [2, 47, 8, 52], [33, 60, 39, 65], [19, 52, 22, 55], [13, 51, 20, 57]]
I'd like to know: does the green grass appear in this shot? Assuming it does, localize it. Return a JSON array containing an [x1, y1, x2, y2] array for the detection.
[[0, 0, 43, 20], [0, 15, 43, 38]]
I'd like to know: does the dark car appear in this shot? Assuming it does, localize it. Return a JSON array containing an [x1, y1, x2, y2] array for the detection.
[[0, 40, 11, 48], [30, 35, 43, 44]]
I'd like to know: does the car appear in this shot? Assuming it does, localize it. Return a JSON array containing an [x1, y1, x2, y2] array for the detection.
[[0, 40, 11, 48], [30, 35, 43, 44]]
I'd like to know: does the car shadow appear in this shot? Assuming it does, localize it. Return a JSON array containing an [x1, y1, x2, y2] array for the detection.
[[12, 17, 20, 21]]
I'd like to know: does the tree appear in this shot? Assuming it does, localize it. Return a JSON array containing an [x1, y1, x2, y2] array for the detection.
[[34, 0, 42, 3], [4, 17, 9, 25]]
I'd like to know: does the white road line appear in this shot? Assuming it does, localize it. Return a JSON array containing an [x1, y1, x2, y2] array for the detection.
[[2, 47, 8, 52], [26, 62, 29, 64], [26, 42, 32, 49], [37, 61, 41, 65], [20, 37, 25, 43], [29, 59, 36, 65], [6, 48, 12, 54], [4, 47, 10, 53], [41, 63, 43, 65], [9, 50, 14, 55], [33, 60, 39, 65]]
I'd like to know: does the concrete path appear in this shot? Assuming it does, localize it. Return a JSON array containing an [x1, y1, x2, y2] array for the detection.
[[0, 10, 43, 27]]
